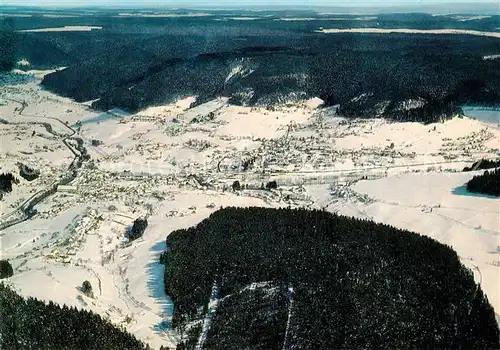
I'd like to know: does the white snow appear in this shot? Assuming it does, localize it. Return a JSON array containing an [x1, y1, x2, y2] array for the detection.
[[18, 26, 103, 32], [346, 172, 499, 314], [452, 15, 492, 21], [16, 59, 31, 67], [277, 16, 377, 21], [282, 284, 294, 350], [1, 74, 499, 348], [227, 17, 261, 21], [395, 98, 427, 111], [195, 282, 219, 350], [225, 60, 255, 84], [305, 97, 324, 110], [117, 13, 211, 18], [317, 28, 500, 38], [484, 54, 500, 61]]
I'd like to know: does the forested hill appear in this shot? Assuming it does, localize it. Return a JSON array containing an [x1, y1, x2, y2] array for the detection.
[[2, 10, 494, 123], [0, 19, 15, 71], [164, 207, 499, 350], [0, 283, 151, 349], [40, 32, 500, 124], [467, 168, 500, 197]]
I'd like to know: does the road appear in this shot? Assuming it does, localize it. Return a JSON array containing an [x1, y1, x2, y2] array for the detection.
[[0, 98, 88, 231]]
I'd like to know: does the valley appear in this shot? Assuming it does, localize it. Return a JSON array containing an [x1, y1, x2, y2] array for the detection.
[[0, 69, 499, 347], [1, 6, 499, 349]]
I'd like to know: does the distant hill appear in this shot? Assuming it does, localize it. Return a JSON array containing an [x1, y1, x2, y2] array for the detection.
[[0, 19, 16, 71], [304, 3, 500, 15], [4, 11, 499, 122], [40, 33, 500, 123], [3, 3, 499, 15], [164, 207, 499, 349]]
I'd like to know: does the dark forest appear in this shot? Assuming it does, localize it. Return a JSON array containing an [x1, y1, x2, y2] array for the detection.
[[467, 168, 500, 197], [0, 283, 151, 349], [164, 207, 499, 349], [2, 12, 498, 123]]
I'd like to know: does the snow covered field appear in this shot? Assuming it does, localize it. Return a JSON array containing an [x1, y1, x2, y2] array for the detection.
[[277, 16, 378, 21], [353, 174, 499, 315], [17, 26, 103, 32], [117, 13, 211, 18], [317, 28, 500, 38], [1, 72, 499, 348]]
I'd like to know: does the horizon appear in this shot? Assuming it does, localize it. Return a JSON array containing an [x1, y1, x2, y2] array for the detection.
[[2, 0, 499, 10]]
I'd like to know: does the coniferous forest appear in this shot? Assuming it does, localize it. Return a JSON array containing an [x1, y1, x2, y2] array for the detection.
[[2, 8, 500, 350], [0, 283, 150, 349], [40, 35, 500, 124], [0, 261, 14, 279], [164, 207, 499, 349], [0, 173, 18, 194], [0, 18, 15, 71], [466, 168, 500, 197], [3, 11, 499, 123]]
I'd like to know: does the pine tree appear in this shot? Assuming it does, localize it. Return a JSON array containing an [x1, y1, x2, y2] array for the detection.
[[0, 260, 13, 279]]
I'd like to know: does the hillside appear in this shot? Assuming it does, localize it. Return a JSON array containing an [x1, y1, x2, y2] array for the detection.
[[467, 168, 500, 197], [40, 33, 500, 123], [0, 19, 16, 71], [463, 158, 500, 172], [164, 207, 499, 349], [2, 10, 495, 123], [1, 8, 500, 349], [0, 283, 151, 349]]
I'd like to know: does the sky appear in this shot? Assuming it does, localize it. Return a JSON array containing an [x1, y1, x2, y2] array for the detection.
[[2, 0, 498, 8]]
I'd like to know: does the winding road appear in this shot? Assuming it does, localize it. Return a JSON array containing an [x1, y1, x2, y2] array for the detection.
[[0, 98, 88, 231]]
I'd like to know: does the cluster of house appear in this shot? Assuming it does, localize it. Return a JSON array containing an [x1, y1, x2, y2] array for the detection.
[[441, 128, 496, 157], [45, 208, 99, 265]]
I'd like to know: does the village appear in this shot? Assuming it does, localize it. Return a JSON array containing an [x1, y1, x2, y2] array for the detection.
[[0, 71, 499, 348]]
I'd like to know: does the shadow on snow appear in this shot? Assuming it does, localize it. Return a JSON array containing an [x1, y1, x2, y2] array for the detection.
[[451, 185, 498, 199], [146, 239, 174, 333]]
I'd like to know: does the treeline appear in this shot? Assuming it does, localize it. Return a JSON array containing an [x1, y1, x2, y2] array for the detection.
[[466, 168, 500, 197], [164, 207, 499, 349], [0, 283, 151, 349], [464, 158, 500, 172]]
